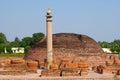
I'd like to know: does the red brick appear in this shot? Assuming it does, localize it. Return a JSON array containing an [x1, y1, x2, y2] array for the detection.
[[92, 66, 97, 71], [62, 71, 79, 76], [80, 70, 88, 76], [106, 60, 113, 66], [4, 64, 26, 71], [60, 59, 69, 68], [50, 64, 58, 70], [117, 70, 120, 75], [65, 63, 78, 69], [27, 61, 38, 72], [11, 59, 25, 64], [101, 69, 112, 74], [41, 70, 60, 76]]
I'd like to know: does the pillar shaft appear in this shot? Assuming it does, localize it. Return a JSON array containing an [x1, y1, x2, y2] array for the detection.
[[46, 9, 53, 70]]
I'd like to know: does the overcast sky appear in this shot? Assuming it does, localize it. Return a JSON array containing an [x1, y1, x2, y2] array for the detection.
[[0, 0, 120, 42]]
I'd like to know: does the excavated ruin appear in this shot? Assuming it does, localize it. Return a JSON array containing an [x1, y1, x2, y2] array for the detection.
[[24, 33, 106, 67]]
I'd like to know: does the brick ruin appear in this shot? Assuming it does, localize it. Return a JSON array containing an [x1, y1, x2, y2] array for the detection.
[[93, 54, 120, 75], [23, 33, 120, 76], [0, 33, 120, 76], [24, 33, 105, 66], [0, 58, 38, 75]]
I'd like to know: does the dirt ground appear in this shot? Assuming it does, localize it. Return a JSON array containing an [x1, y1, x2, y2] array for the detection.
[[0, 70, 120, 80]]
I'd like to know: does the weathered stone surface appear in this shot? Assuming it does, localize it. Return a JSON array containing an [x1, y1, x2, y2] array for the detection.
[[117, 70, 120, 75], [109, 54, 120, 65], [26, 61, 38, 73], [39, 62, 46, 68], [0, 59, 11, 67], [4, 64, 26, 71], [97, 65, 106, 73], [61, 68, 80, 76], [41, 70, 60, 76], [102, 69, 112, 74], [65, 62, 78, 69], [62, 71, 79, 76], [92, 66, 97, 72], [80, 70, 88, 76], [59, 59, 69, 68], [50, 64, 58, 70], [97, 64, 120, 74], [11, 59, 25, 64], [78, 61, 88, 69], [0, 70, 26, 75], [106, 59, 113, 66]]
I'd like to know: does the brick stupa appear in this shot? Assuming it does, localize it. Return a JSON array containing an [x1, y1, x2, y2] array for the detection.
[[24, 33, 106, 67]]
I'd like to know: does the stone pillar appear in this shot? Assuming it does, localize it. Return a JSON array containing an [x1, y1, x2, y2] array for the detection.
[[46, 8, 53, 70]]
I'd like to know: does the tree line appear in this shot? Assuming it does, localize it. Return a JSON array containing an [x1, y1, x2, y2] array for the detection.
[[0, 32, 120, 53], [98, 40, 120, 53], [0, 32, 44, 53]]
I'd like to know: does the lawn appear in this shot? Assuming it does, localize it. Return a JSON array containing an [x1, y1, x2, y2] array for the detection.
[[0, 53, 25, 57]]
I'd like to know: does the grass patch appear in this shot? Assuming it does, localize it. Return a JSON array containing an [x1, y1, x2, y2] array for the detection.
[[119, 55, 120, 60], [0, 53, 25, 57]]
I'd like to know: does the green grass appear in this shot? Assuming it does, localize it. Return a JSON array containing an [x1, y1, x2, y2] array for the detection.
[[0, 53, 25, 57], [119, 55, 120, 60]]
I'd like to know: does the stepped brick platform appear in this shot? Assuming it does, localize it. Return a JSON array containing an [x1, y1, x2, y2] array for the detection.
[[0, 58, 38, 75]]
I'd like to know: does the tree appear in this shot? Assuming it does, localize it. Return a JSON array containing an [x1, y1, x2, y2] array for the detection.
[[110, 40, 120, 52], [10, 37, 21, 47], [0, 32, 9, 53], [32, 32, 44, 42], [0, 37, 5, 44], [98, 39, 120, 53], [0, 32, 7, 44], [5, 44, 12, 53], [20, 37, 34, 47], [10, 42, 20, 47], [14, 37, 20, 42], [24, 46, 31, 52], [0, 44, 5, 53], [98, 41, 111, 48]]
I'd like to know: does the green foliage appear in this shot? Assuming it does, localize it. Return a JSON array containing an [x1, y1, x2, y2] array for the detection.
[[119, 54, 120, 59], [98, 39, 120, 53], [24, 46, 31, 52], [0, 37, 5, 44], [10, 37, 21, 47], [0, 32, 7, 43], [14, 37, 20, 42], [0, 43, 12, 53], [6, 44, 12, 53], [20, 37, 34, 47], [0, 32, 45, 54], [32, 32, 44, 42], [0, 44, 6, 53], [10, 41, 20, 47]]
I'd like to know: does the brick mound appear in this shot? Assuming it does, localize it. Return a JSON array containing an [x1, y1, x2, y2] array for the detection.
[[24, 33, 105, 66]]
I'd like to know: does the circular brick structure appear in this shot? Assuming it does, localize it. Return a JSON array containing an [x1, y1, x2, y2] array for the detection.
[[24, 33, 106, 66]]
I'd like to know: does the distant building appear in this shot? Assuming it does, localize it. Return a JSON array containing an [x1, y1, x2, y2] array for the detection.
[[102, 48, 112, 53], [11, 47, 24, 53], [4, 47, 7, 53]]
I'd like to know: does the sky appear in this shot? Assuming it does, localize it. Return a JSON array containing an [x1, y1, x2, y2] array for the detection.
[[0, 0, 120, 42]]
